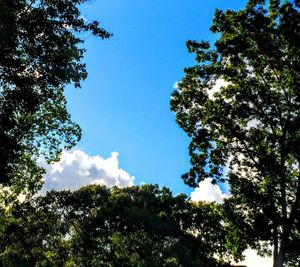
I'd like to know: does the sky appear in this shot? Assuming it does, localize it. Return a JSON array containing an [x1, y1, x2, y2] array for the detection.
[[41, 1, 274, 265], [59, 0, 248, 195]]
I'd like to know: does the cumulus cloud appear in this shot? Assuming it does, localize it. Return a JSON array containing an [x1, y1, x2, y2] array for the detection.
[[235, 249, 272, 267], [190, 178, 228, 204], [208, 79, 230, 100], [173, 81, 179, 89], [39, 150, 135, 193], [172, 79, 230, 103]]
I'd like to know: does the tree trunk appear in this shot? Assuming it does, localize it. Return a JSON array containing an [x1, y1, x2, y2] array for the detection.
[[272, 239, 278, 267], [273, 244, 284, 267]]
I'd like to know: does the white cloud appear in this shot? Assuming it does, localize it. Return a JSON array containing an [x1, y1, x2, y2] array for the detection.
[[234, 249, 272, 267], [173, 81, 179, 89], [172, 79, 229, 101], [190, 178, 228, 204], [208, 79, 230, 100], [39, 150, 135, 193]]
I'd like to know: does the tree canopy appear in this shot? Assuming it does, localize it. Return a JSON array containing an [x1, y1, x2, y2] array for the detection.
[[0, 0, 111, 196], [171, 0, 300, 266], [0, 184, 232, 267]]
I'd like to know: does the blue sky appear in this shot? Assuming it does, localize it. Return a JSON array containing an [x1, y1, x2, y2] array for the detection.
[[64, 0, 248, 195]]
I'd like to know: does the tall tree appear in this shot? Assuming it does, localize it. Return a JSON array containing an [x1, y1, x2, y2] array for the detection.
[[0, 0, 111, 197], [170, 0, 300, 266]]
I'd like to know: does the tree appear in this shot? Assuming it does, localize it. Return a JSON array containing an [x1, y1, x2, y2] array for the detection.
[[0, 184, 233, 266], [170, 0, 300, 266], [0, 0, 111, 197]]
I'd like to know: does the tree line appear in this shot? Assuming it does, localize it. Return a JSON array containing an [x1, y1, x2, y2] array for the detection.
[[0, 184, 233, 266]]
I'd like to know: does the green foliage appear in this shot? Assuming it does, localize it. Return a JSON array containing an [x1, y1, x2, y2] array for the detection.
[[0, 0, 111, 196], [171, 0, 300, 266], [0, 185, 232, 267]]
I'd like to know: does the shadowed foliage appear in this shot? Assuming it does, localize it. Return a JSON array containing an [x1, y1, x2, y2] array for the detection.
[[0, 184, 233, 267], [0, 0, 111, 196], [171, 0, 300, 266]]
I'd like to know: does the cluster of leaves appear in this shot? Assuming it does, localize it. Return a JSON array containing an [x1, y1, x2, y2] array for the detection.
[[171, 0, 300, 266], [0, 184, 232, 267], [0, 0, 111, 196]]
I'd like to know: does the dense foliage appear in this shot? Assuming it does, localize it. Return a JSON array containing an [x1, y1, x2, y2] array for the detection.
[[0, 185, 232, 267], [0, 0, 111, 196], [171, 0, 300, 266]]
